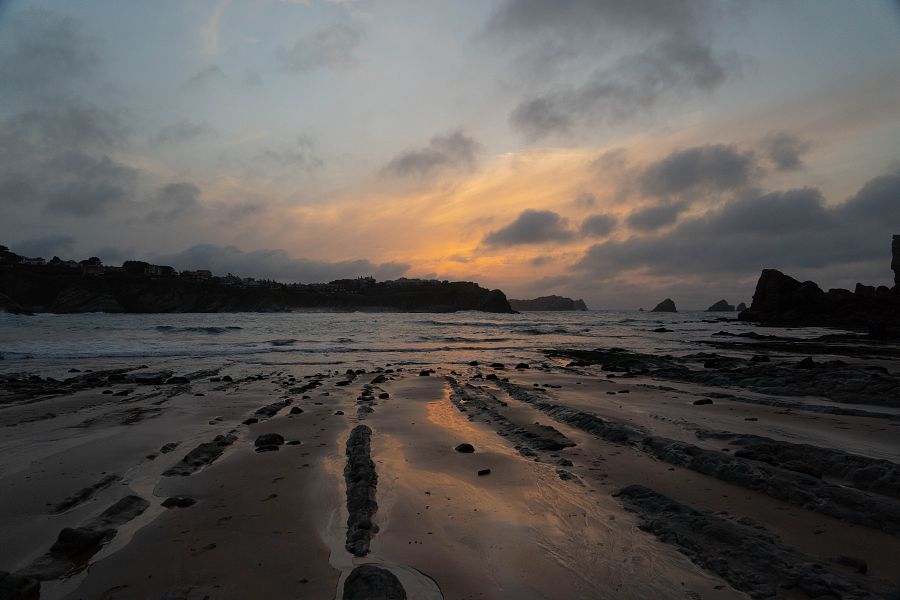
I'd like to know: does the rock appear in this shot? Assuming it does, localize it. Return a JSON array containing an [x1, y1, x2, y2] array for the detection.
[[736, 302, 747, 312], [515, 363, 530, 369], [0, 571, 40, 600], [242, 417, 258, 425], [254, 433, 285, 447], [160, 442, 179, 453], [749, 354, 770, 363], [893, 234, 900, 288], [344, 425, 377, 557], [836, 555, 868, 574], [378, 392, 389, 399], [693, 398, 713, 405], [128, 371, 172, 385], [651, 298, 677, 312], [221, 375, 233, 382], [490, 362, 505, 369], [796, 357, 816, 369], [161, 496, 196, 508], [163, 434, 237, 476], [556, 458, 574, 467], [508, 296, 588, 311], [164, 376, 190, 385], [334, 410, 344, 415], [706, 299, 735, 311], [455, 443, 475, 453], [418, 369, 432, 377], [477, 468, 491, 476], [289, 406, 303, 415], [342, 564, 407, 600], [652, 327, 671, 333], [468, 360, 479, 366]]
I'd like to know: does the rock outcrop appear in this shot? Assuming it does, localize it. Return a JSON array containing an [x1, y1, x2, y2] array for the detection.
[[650, 298, 677, 312], [735, 302, 747, 312], [739, 268, 899, 335], [509, 295, 588, 311], [893, 234, 900, 288], [706, 299, 735, 311]]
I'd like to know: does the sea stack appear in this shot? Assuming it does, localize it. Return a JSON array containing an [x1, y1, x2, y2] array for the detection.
[[736, 302, 747, 312], [651, 298, 677, 313], [892, 234, 900, 289], [706, 299, 735, 312]]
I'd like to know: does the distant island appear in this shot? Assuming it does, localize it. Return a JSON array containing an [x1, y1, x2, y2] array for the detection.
[[508, 295, 588, 311], [0, 246, 513, 314]]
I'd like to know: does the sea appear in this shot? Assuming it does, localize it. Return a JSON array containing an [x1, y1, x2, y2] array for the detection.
[[0, 311, 835, 375]]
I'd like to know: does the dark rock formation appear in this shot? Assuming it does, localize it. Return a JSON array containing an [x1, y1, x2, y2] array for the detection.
[[344, 425, 378, 557], [52, 474, 122, 514], [740, 238, 900, 335], [736, 302, 747, 311], [342, 565, 407, 600], [163, 434, 237, 476], [650, 298, 676, 312], [706, 299, 735, 311], [0, 251, 514, 314], [614, 485, 887, 599], [509, 295, 588, 311], [893, 234, 900, 288], [455, 443, 475, 453]]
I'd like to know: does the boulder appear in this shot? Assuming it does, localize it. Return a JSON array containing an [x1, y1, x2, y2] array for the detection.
[[455, 443, 475, 453]]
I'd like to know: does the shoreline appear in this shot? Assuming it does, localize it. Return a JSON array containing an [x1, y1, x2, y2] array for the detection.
[[1, 320, 898, 599]]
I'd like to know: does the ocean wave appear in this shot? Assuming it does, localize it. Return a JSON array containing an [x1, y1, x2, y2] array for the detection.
[[154, 325, 243, 334]]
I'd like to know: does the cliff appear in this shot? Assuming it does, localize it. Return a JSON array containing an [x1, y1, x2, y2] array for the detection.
[[0, 256, 514, 314], [509, 295, 588, 311], [739, 236, 900, 335]]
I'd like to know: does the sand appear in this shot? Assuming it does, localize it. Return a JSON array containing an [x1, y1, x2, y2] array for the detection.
[[1, 345, 899, 599]]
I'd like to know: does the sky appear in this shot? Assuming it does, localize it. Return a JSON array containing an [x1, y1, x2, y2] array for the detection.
[[1, 0, 900, 309]]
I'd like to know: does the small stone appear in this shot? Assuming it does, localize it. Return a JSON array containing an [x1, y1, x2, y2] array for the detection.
[[693, 398, 713, 406], [254, 433, 285, 447], [477, 469, 492, 476], [161, 496, 196, 508], [455, 443, 475, 453]]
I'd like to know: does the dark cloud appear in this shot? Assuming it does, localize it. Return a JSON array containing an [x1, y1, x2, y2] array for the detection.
[[153, 120, 214, 145], [761, 131, 811, 171], [528, 255, 554, 267], [511, 37, 731, 140], [153, 244, 410, 283], [42, 153, 138, 216], [278, 23, 362, 73], [483, 209, 575, 246], [625, 202, 686, 231], [11, 234, 75, 258], [0, 9, 100, 102], [580, 213, 617, 237], [488, 1, 738, 139], [639, 144, 756, 198], [0, 105, 138, 217], [382, 131, 480, 179], [573, 167, 900, 282], [146, 182, 202, 222]]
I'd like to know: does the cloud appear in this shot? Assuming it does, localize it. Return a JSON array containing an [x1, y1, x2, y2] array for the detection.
[[638, 144, 756, 198], [0, 104, 139, 217], [11, 234, 76, 258], [625, 202, 686, 231], [488, 1, 738, 139], [189, 64, 225, 85], [573, 167, 900, 282], [580, 213, 617, 237], [483, 209, 575, 246], [0, 9, 101, 102], [153, 243, 410, 283], [382, 131, 480, 179], [41, 153, 138, 216], [278, 23, 362, 72], [153, 120, 215, 145], [258, 136, 324, 171], [572, 192, 596, 208], [146, 182, 202, 222], [512, 37, 732, 140], [761, 131, 811, 171]]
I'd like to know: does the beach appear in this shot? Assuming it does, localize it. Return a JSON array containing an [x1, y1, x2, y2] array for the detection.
[[1, 311, 899, 599]]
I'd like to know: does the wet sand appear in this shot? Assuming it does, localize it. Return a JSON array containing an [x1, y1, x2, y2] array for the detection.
[[1, 345, 899, 599]]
